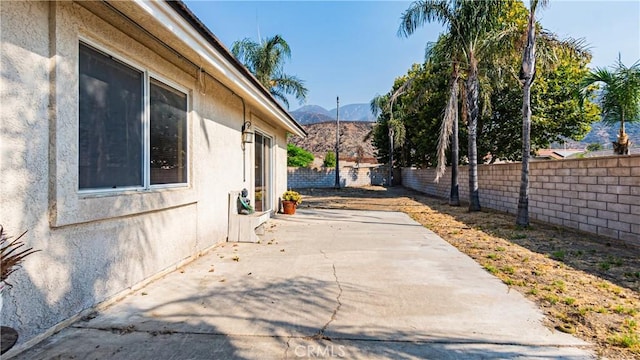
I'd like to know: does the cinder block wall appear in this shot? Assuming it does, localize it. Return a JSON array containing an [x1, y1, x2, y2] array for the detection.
[[402, 155, 640, 245], [288, 166, 389, 188]]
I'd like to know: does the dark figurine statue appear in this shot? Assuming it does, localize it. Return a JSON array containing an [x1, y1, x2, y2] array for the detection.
[[237, 188, 254, 215]]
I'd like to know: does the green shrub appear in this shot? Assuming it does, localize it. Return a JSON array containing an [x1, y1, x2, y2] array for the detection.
[[323, 151, 336, 167], [586, 143, 603, 152], [287, 143, 314, 167]]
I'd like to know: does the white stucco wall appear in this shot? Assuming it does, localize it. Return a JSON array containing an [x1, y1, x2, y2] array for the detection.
[[0, 0, 291, 348]]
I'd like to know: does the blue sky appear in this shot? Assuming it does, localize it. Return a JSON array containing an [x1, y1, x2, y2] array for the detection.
[[184, 1, 640, 110]]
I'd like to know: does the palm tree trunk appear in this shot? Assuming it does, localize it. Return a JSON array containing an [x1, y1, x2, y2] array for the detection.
[[450, 65, 460, 206], [466, 55, 481, 212], [388, 127, 394, 186], [618, 109, 628, 155], [450, 115, 460, 206], [516, 3, 538, 226], [516, 82, 533, 226]]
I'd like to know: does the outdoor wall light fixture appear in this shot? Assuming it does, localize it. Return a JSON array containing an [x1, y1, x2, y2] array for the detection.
[[242, 121, 254, 146], [241, 120, 253, 181]]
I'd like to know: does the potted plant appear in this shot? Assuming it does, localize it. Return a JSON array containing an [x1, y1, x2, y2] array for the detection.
[[1, 226, 38, 312], [281, 190, 302, 215]]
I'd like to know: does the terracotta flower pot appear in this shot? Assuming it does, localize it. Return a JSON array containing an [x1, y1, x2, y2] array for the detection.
[[282, 200, 297, 215]]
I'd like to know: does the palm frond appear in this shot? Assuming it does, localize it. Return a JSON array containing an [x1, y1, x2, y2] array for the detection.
[[425, 33, 461, 66], [272, 73, 308, 104], [537, 31, 591, 68], [398, 0, 452, 38], [264, 34, 291, 59], [370, 94, 387, 117], [1, 226, 39, 283], [435, 80, 458, 182], [232, 34, 307, 105], [388, 118, 406, 148], [388, 78, 414, 117], [580, 59, 640, 125], [270, 88, 290, 109], [231, 38, 260, 73]]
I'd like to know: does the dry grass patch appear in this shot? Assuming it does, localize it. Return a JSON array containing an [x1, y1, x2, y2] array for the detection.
[[300, 186, 640, 359]]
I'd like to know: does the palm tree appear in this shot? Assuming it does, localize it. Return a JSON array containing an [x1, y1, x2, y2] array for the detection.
[[425, 37, 462, 206], [370, 93, 407, 186], [231, 34, 308, 108], [443, 62, 461, 206], [516, 0, 547, 226], [582, 57, 640, 155], [399, 0, 504, 211]]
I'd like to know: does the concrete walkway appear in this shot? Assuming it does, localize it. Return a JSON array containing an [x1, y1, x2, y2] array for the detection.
[[14, 209, 594, 359]]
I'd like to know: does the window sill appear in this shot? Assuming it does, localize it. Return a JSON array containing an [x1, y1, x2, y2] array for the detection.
[[52, 186, 197, 228]]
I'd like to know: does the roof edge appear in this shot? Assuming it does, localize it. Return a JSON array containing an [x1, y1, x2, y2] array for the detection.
[[165, 0, 306, 137]]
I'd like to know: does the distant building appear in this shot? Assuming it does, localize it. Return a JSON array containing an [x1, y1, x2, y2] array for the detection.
[[534, 149, 585, 160]]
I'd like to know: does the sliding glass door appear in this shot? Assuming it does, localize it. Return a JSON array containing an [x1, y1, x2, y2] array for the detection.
[[254, 132, 272, 212]]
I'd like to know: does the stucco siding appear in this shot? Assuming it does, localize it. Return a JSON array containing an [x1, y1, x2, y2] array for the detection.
[[0, 0, 293, 349], [274, 127, 289, 209]]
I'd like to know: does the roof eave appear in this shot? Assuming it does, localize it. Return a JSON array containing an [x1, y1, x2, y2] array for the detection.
[[133, 0, 306, 138]]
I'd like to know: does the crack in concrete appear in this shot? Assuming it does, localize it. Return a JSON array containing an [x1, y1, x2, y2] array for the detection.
[[6, 286, 27, 329], [69, 325, 594, 355], [283, 336, 292, 359], [72, 325, 594, 349], [311, 251, 343, 341]]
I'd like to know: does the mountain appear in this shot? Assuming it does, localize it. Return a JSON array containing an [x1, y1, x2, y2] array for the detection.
[[582, 121, 640, 145], [290, 121, 378, 163], [291, 103, 376, 125], [289, 110, 334, 125], [329, 103, 376, 122], [289, 111, 640, 161], [564, 121, 640, 149], [293, 105, 332, 117]]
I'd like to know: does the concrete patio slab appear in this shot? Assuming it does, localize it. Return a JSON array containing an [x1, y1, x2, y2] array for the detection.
[[11, 209, 594, 359]]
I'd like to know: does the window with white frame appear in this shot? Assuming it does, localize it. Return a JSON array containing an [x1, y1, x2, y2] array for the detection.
[[78, 42, 188, 191]]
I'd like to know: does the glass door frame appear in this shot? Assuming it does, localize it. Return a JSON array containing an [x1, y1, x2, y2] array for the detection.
[[254, 130, 273, 213]]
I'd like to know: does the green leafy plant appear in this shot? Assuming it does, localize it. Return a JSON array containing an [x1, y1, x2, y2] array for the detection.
[[282, 190, 302, 205], [552, 280, 566, 292], [1, 226, 39, 285], [323, 151, 336, 168], [544, 294, 559, 305], [586, 143, 603, 151], [599, 261, 612, 271], [564, 297, 576, 305], [581, 57, 640, 155], [551, 250, 566, 261], [287, 143, 314, 167], [484, 264, 498, 274], [608, 319, 640, 349]]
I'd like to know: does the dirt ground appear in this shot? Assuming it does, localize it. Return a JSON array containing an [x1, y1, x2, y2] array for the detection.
[[297, 186, 640, 360]]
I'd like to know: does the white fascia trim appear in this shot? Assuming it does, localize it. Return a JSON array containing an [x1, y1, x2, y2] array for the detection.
[[133, 0, 305, 137]]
